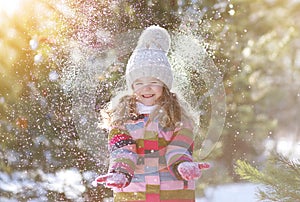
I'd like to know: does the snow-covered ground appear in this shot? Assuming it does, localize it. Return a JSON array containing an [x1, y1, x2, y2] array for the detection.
[[197, 183, 263, 202], [0, 169, 90, 202]]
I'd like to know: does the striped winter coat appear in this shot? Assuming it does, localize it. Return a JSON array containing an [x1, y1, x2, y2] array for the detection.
[[108, 114, 196, 202]]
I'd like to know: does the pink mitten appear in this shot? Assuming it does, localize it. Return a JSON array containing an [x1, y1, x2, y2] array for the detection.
[[92, 173, 128, 189], [177, 162, 210, 181]]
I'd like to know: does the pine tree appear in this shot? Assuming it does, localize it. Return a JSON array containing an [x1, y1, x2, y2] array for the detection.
[[235, 153, 300, 202]]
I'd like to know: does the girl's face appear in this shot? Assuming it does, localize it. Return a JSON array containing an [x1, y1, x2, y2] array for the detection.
[[133, 77, 164, 106]]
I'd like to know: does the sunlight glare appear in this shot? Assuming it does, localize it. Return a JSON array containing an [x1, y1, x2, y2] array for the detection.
[[0, 0, 21, 16]]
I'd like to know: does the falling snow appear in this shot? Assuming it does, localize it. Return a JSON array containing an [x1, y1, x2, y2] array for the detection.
[[1, 0, 300, 201]]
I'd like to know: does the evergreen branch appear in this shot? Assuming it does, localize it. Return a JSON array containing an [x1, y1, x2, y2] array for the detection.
[[235, 160, 265, 183], [235, 154, 300, 202], [276, 152, 300, 176]]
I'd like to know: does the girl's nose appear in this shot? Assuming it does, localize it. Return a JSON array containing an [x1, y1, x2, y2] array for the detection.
[[142, 84, 152, 90]]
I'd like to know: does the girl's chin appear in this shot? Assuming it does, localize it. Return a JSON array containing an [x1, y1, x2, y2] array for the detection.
[[141, 102, 155, 106], [140, 100, 155, 106]]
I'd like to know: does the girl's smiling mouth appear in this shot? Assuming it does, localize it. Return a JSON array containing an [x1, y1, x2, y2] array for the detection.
[[142, 94, 155, 98]]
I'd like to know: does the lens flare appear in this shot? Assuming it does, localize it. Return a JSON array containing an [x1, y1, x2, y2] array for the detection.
[[0, 0, 21, 16]]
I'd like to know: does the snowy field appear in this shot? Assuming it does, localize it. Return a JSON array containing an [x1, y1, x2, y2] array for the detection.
[[197, 183, 263, 202]]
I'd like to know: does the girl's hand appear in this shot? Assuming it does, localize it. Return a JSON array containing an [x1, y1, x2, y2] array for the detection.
[[177, 162, 210, 181], [92, 173, 129, 190]]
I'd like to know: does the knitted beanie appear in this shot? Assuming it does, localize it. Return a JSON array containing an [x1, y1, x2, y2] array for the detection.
[[125, 25, 173, 90]]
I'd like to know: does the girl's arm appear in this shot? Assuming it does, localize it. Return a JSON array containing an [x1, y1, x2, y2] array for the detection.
[[165, 122, 195, 179], [108, 127, 137, 184]]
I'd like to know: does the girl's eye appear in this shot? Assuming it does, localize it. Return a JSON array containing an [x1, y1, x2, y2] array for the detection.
[[151, 81, 162, 85], [134, 82, 143, 86]]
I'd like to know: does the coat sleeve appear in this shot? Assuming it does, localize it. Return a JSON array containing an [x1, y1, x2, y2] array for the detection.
[[165, 122, 194, 179], [108, 127, 137, 183]]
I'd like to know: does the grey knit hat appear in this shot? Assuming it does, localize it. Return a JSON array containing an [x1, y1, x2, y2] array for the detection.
[[125, 25, 173, 90]]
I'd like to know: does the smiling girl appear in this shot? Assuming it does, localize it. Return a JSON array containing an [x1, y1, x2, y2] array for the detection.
[[93, 25, 209, 202]]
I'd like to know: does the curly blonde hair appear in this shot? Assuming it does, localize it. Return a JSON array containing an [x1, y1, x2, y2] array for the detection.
[[105, 86, 193, 129]]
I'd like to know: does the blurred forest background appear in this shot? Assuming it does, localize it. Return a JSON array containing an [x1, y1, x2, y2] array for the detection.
[[0, 0, 299, 201]]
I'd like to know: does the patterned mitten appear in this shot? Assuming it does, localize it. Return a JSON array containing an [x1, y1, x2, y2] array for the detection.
[[92, 173, 129, 189], [177, 162, 210, 181]]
